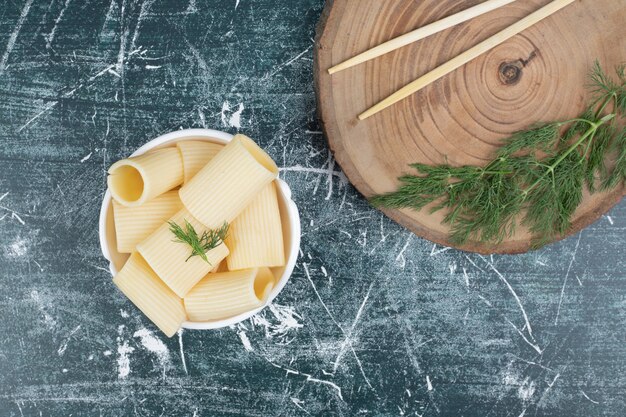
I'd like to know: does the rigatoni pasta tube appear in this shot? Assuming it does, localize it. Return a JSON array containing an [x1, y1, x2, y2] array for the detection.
[[108, 147, 183, 207], [113, 190, 183, 253], [184, 268, 275, 321], [176, 141, 224, 183], [225, 182, 285, 270], [179, 134, 279, 228], [113, 253, 186, 337], [137, 208, 230, 297]]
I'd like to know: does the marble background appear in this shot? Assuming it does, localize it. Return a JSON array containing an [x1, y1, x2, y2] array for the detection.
[[1, 0, 625, 415]]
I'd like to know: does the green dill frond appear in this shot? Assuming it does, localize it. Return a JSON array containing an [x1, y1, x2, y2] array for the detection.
[[602, 127, 626, 190], [590, 60, 618, 98], [561, 110, 595, 145], [589, 62, 626, 114], [499, 123, 560, 157], [523, 152, 584, 239], [169, 220, 229, 263], [617, 87, 626, 114], [584, 123, 615, 191], [617, 64, 626, 81], [370, 62, 626, 248], [614, 64, 626, 112]]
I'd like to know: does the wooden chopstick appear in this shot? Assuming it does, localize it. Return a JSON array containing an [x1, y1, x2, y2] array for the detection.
[[358, 0, 576, 120], [328, 0, 518, 75]]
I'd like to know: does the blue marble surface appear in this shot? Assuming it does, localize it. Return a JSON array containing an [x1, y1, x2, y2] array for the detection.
[[1, 0, 625, 416]]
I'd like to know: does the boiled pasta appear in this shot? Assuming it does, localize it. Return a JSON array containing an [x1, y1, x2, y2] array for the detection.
[[184, 268, 275, 321], [113, 252, 186, 337], [107, 135, 289, 332], [179, 134, 278, 228], [225, 182, 285, 270], [176, 141, 224, 183], [108, 147, 183, 207], [137, 208, 230, 298], [113, 190, 182, 253]]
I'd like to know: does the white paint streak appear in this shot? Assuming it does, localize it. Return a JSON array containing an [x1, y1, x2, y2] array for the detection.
[[11, 212, 25, 225], [248, 303, 303, 344], [229, 103, 244, 128], [548, 374, 561, 388], [333, 283, 374, 378], [0, 0, 35, 74], [396, 235, 412, 268], [518, 378, 535, 400], [485, 260, 535, 340], [17, 101, 59, 133], [606, 215, 614, 225], [116, 0, 129, 74], [462, 268, 470, 290], [325, 153, 336, 200], [238, 330, 253, 352], [17, 49, 142, 132], [263, 45, 312, 79], [575, 275, 583, 286], [197, 108, 207, 128], [478, 293, 542, 353], [280, 163, 348, 202], [555, 232, 582, 325], [303, 263, 372, 389], [426, 375, 433, 391], [80, 152, 92, 163], [178, 329, 188, 375], [57, 325, 81, 356], [220, 101, 245, 129], [290, 398, 309, 415], [8, 237, 27, 257], [45, 0, 72, 49], [130, 0, 156, 51], [30, 290, 57, 329], [581, 390, 600, 404], [265, 358, 344, 401], [505, 318, 543, 354], [430, 244, 451, 256], [133, 328, 170, 377], [116, 326, 134, 380], [464, 255, 485, 272]]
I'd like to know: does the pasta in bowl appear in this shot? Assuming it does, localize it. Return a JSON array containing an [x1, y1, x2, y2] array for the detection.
[[99, 129, 301, 335]]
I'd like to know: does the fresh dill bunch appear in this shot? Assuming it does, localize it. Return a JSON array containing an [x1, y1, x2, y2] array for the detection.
[[370, 62, 626, 248], [168, 220, 229, 263]]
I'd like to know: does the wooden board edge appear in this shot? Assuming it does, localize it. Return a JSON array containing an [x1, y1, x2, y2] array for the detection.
[[314, 0, 626, 254]]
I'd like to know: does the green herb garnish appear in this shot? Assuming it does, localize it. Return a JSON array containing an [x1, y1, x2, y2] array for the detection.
[[370, 62, 626, 248], [168, 220, 229, 263]]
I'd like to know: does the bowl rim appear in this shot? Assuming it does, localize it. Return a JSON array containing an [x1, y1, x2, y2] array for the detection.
[[99, 128, 301, 330]]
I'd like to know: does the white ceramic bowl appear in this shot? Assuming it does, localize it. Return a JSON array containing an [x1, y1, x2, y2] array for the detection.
[[99, 128, 301, 329]]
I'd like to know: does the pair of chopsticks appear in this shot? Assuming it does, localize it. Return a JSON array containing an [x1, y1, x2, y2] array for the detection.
[[327, 0, 577, 120]]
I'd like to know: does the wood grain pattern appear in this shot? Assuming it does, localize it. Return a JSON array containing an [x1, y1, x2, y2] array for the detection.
[[315, 0, 626, 254]]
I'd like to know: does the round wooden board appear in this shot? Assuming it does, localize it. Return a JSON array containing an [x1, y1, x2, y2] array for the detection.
[[314, 0, 626, 254]]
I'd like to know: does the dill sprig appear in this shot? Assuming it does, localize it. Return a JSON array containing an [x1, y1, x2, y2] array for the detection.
[[371, 62, 626, 248], [168, 220, 229, 263]]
